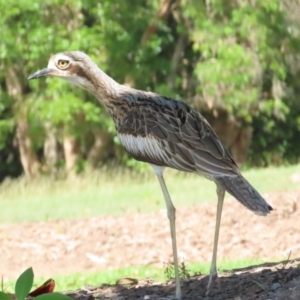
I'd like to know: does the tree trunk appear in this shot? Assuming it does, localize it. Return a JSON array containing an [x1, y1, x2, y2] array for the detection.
[[207, 110, 252, 167], [63, 135, 81, 176], [141, 0, 179, 43], [5, 66, 41, 178], [43, 123, 61, 174], [167, 34, 188, 89], [15, 120, 40, 178], [229, 126, 253, 167], [87, 129, 113, 168]]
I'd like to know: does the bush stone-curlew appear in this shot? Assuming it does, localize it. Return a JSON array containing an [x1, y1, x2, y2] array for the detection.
[[28, 51, 273, 299]]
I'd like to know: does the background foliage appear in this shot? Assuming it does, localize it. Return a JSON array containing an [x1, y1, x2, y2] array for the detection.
[[1, 0, 300, 181]]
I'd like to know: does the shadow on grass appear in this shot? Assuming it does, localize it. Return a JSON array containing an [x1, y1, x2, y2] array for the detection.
[[65, 258, 300, 299]]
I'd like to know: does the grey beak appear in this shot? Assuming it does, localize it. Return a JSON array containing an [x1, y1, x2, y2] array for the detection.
[[28, 68, 53, 80]]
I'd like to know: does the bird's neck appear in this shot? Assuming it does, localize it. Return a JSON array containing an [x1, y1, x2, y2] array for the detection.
[[85, 67, 125, 118], [89, 68, 119, 100], [80, 64, 139, 121]]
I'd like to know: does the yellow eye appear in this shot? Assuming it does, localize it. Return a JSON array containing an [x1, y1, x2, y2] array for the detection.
[[57, 60, 69, 69]]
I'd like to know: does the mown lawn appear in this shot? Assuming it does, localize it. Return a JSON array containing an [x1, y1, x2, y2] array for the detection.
[[7, 258, 268, 292], [0, 164, 299, 223]]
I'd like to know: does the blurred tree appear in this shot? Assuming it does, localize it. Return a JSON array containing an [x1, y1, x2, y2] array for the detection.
[[0, 0, 114, 177], [1, 0, 300, 180], [181, 0, 300, 166]]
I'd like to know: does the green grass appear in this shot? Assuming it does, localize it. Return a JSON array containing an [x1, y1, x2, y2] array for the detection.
[[1, 165, 295, 293], [4, 258, 271, 292], [0, 164, 300, 223]]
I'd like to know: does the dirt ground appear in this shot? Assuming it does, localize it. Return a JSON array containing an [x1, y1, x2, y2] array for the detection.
[[2, 186, 300, 299]]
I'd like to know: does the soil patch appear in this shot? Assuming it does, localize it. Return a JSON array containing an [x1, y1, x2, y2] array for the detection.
[[2, 188, 300, 299]]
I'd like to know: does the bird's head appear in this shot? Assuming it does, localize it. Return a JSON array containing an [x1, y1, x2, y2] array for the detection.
[[28, 51, 96, 90]]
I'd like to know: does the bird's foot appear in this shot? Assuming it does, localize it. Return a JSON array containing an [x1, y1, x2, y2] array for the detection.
[[175, 291, 182, 300], [206, 271, 220, 296]]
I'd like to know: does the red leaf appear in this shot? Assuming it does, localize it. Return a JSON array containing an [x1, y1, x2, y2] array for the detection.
[[28, 279, 55, 297]]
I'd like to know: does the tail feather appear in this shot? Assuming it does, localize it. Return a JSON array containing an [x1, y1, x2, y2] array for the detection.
[[214, 175, 273, 216]]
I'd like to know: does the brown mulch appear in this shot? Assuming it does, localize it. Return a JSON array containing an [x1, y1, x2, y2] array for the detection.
[[1, 187, 300, 299]]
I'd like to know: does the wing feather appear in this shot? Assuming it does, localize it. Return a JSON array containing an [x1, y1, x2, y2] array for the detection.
[[117, 94, 238, 177]]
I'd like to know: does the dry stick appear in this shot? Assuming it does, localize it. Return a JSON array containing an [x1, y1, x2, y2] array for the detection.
[[280, 250, 292, 270]]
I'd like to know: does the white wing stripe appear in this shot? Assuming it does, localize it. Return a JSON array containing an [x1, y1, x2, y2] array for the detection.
[[118, 133, 167, 161]]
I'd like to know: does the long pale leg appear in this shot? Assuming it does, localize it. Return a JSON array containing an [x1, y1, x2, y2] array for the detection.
[[152, 165, 182, 299], [206, 184, 225, 296]]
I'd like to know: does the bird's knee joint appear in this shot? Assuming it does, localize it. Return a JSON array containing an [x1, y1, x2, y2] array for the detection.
[[167, 205, 176, 221]]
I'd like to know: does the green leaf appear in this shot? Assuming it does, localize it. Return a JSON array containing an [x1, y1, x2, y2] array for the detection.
[[0, 291, 12, 300], [35, 292, 72, 300], [15, 267, 34, 300]]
